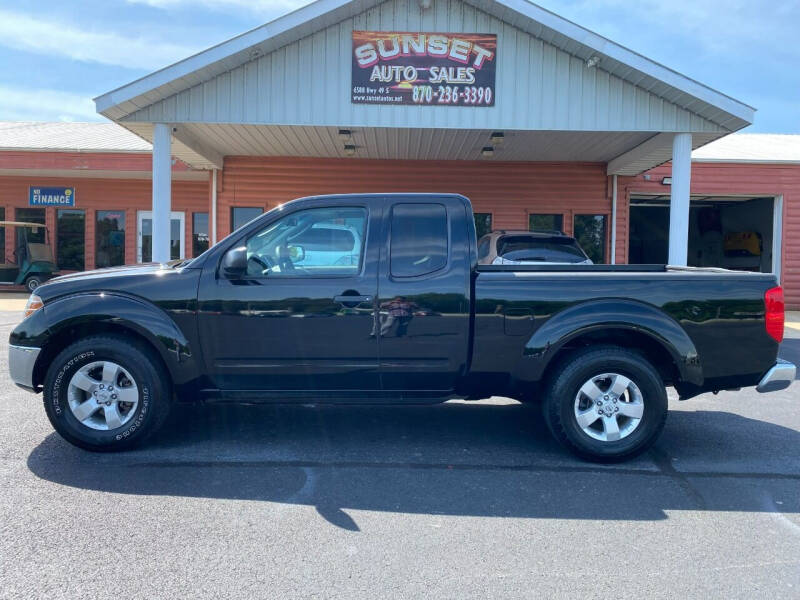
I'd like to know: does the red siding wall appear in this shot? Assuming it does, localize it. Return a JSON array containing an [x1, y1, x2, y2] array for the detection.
[[3, 150, 798, 309], [620, 162, 800, 308], [216, 155, 613, 253], [0, 175, 209, 270]]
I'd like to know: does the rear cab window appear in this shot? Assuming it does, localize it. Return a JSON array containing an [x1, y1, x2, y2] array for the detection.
[[390, 203, 448, 277]]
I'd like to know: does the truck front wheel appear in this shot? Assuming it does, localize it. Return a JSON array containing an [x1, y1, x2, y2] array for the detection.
[[543, 345, 668, 462], [43, 335, 172, 451]]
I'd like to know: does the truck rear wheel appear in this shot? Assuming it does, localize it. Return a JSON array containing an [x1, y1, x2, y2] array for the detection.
[[543, 345, 668, 462], [43, 335, 172, 452]]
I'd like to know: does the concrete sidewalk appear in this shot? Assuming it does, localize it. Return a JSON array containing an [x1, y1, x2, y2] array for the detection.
[[0, 292, 30, 312], [788, 311, 800, 331]]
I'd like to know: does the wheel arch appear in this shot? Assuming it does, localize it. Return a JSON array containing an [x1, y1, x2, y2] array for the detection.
[[33, 292, 200, 391], [33, 321, 173, 392], [518, 299, 703, 387]]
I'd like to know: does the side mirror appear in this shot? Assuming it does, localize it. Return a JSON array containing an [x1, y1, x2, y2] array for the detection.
[[222, 246, 247, 278], [287, 244, 305, 262]]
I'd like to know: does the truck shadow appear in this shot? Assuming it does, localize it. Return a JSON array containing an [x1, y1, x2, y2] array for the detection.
[[26, 397, 800, 530]]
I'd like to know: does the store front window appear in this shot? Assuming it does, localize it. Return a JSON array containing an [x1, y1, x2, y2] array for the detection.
[[573, 214, 607, 264], [193, 212, 209, 256], [137, 211, 184, 262], [57, 209, 85, 271], [231, 207, 263, 232], [529, 213, 564, 233], [474, 212, 493, 239], [96, 210, 126, 268], [0, 207, 5, 263], [15, 208, 46, 249]]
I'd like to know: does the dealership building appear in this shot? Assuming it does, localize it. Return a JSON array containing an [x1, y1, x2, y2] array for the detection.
[[1, 0, 799, 306]]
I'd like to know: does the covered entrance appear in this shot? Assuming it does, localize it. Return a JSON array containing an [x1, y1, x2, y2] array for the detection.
[[94, 0, 755, 271], [629, 195, 780, 274]]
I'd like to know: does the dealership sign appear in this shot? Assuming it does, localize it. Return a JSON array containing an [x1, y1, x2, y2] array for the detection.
[[29, 186, 75, 206], [351, 31, 497, 106]]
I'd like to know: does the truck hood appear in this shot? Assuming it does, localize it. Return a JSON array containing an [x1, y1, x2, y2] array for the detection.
[[46, 263, 170, 283], [34, 262, 193, 302]]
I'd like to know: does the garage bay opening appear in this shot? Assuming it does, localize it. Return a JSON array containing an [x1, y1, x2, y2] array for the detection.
[[629, 195, 778, 273]]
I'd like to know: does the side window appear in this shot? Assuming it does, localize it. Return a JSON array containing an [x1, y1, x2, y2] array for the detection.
[[390, 203, 448, 277], [245, 206, 367, 277]]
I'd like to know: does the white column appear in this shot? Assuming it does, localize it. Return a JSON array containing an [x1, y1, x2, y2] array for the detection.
[[152, 123, 172, 263], [211, 168, 218, 245], [668, 133, 692, 265], [610, 174, 618, 264]]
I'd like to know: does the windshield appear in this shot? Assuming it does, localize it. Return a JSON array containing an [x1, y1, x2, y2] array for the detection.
[[496, 235, 588, 263]]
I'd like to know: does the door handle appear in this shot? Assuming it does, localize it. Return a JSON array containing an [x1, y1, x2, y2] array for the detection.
[[334, 294, 373, 306]]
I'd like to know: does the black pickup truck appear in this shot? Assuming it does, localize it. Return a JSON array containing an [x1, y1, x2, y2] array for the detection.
[[9, 194, 795, 461]]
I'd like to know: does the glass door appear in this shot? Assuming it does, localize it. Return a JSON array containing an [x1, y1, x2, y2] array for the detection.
[[137, 211, 185, 263]]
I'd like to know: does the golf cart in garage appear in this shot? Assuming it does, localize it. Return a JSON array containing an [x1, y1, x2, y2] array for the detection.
[[0, 221, 57, 291]]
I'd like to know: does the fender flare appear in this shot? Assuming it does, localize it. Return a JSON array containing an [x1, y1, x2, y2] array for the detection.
[[517, 299, 703, 386], [38, 292, 200, 386]]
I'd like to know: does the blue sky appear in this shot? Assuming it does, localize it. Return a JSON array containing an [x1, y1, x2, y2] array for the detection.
[[0, 0, 796, 132]]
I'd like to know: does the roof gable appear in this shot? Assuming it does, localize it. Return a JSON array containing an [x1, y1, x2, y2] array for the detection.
[[95, 0, 753, 132]]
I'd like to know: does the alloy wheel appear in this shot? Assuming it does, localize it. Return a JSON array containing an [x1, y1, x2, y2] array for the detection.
[[67, 361, 139, 431], [573, 372, 644, 442]]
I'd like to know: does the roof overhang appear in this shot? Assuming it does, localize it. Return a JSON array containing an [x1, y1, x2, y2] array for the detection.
[[95, 0, 754, 131], [95, 0, 755, 175]]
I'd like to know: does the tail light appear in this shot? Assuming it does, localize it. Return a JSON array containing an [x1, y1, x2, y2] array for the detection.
[[764, 286, 785, 343]]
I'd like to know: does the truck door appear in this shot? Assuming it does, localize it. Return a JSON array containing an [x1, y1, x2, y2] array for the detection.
[[197, 199, 381, 393], [377, 196, 472, 393]]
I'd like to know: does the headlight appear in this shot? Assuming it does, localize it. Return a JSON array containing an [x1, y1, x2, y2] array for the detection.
[[23, 294, 43, 319]]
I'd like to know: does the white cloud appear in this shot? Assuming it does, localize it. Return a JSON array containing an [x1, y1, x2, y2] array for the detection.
[[0, 85, 100, 122], [127, 0, 314, 15], [0, 9, 202, 70]]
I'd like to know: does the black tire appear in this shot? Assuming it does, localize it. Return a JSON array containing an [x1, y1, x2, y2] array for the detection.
[[543, 345, 668, 462], [43, 335, 172, 452], [25, 276, 42, 292]]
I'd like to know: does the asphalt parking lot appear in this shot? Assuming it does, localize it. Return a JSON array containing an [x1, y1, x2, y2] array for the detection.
[[1, 312, 799, 599]]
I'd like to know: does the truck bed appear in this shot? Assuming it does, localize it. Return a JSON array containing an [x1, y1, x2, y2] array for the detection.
[[471, 265, 779, 396]]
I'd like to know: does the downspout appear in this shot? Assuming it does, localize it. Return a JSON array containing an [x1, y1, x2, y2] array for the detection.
[[211, 168, 218, 246], [611, 174, 618, 264]]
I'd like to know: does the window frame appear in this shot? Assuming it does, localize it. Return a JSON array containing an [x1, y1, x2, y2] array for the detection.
[[473, 211, 493, 240], [236, 205, 370, 280], [56, 208, 86, 271], [572, 213, 609, 264], [388, 202, 450, 279], [0, 206, 5, 263], [527, 212, 565, 234], [230, 206, 264, 233], [95, 209, 127, 268], [192, 212, 210, 258]]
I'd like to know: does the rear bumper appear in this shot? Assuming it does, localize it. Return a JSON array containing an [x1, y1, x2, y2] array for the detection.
[[8, 344, 40, 391], [757, 359, 796, 393]]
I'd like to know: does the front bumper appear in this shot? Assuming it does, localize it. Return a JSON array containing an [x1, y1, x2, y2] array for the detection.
[[9, 344, 40, 391], [757, 359, 797, 393]]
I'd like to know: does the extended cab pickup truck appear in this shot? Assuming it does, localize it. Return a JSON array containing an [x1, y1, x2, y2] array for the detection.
[[9, 194, 796, 461]]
